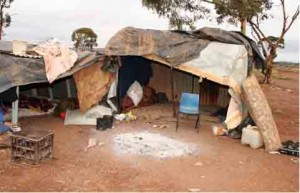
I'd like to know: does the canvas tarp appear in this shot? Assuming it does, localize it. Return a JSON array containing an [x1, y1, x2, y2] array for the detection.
[[73, 60, 115, 112], [0, 40, 101, 94], [104, 27, 265, 73]]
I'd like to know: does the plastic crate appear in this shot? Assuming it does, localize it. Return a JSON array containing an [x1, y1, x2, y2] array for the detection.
[[10, 128, 54, 165]]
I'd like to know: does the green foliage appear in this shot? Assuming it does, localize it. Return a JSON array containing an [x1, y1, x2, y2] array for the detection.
[[71, 27, 98, 50], [214, 0, 272, 24], [259, 36, 285, 50], [142, 0, 210, 30], [258, 36, 285, 59], [142, 0, 272, 30]]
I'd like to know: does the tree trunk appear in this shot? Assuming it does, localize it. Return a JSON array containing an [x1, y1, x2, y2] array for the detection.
[[240, 18, 247, 35], [263, 47, 276, 84], [0, 12, 3, 40]]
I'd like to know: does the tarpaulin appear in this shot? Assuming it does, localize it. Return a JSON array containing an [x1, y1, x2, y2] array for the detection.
[[33, 38, 78, 83], [73, 61, 115, 112], [105, 27, 265, 73], [0, 40, 101, 94]]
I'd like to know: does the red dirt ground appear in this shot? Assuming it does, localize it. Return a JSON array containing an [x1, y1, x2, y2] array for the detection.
[[0, 66, 298, 192]]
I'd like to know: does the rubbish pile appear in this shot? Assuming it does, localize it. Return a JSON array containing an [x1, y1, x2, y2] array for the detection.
[[113, 131, 199, 159], [279, 140, 299, 157]]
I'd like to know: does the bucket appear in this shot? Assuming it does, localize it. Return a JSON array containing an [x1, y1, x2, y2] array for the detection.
[[12, 40, 27, 55], [96, 115, 113, 131]]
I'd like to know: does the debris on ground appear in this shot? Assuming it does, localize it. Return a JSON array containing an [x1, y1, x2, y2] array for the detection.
[[290, 158, 299, 163], [194, 162, 203, 167], [115, 114, 126, 121], [279, 140, 299, 157], [152, 124, 168, 129], [268, 151, 280, 155], [114, 132, 199, 159], [10, 125, 21, 132], [211, 125, 227, 136], [159, 125, 168, 129], [188, 188, 201, 192], [227, 128, 242, 139], [85, 138, 105, 151], [125, 111, 137, 122], [115, 112, 137, 122]]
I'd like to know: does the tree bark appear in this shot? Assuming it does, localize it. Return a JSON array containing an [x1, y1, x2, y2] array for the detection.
[[0, 12, 3, 40], [242, 74, 282, 151], [263, 47, 276, 84], [240, 18, 247, 34]]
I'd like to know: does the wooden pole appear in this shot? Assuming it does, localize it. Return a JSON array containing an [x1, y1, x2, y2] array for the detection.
[[196, 77, 203, 131], [191, 75, 194, 93], [117, 56, 122, 113], [170, 67, 176, 117], [66, 78, 72, 98], [12, 86, 19, 126]]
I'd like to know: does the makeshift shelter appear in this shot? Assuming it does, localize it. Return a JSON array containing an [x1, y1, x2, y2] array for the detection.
[[0, 40, 104, 123], [103, 27, 281, 151], [0, 27, 282, 151]]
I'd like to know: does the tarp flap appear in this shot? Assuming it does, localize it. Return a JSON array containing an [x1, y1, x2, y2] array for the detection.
[[105, 27, 265, 72], [73, 61, 115, 112]]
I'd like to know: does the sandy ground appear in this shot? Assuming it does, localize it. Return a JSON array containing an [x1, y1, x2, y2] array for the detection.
[[0, 66, 298, 192]]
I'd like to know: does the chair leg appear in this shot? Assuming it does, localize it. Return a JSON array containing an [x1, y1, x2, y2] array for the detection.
[[176, 112, 180, 132], [195, 114, 200, 133]]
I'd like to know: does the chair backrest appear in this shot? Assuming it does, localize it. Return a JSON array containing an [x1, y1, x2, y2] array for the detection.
[[0, 110, 3, 123], [180, 93, 200, 111]]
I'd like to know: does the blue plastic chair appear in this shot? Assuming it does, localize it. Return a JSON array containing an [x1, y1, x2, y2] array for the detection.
[[176, 93, 200, 133]]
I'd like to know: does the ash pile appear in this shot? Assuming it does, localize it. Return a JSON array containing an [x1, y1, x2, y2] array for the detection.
[[114, 132, 199, 159]]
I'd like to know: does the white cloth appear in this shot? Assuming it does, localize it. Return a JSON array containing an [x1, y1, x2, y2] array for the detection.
[[127, 81, 143, 107], [34, 38, 78, 83]]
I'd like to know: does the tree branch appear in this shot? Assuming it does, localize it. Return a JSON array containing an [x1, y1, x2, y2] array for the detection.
[[251, 24, 268, 58], [283, 5, 299, 35], [249, 19, 273, 46], [275, 0, 299, 48], [0, 0, 7, 11]]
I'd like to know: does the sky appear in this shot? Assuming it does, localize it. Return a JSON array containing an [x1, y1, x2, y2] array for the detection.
[[3, 0, 300, 62]]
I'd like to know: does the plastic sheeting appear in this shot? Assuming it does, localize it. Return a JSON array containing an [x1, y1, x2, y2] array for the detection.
[[0, 40, 101, 94], [183, 42, 248, 129], [105, 27, 265, 73]]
